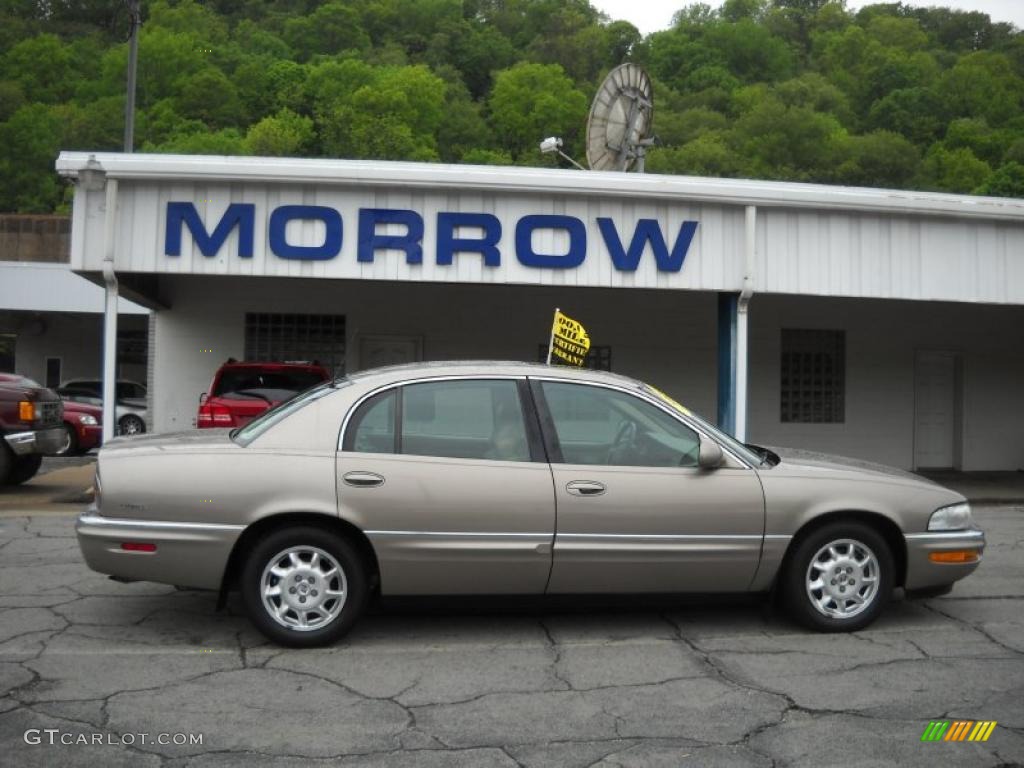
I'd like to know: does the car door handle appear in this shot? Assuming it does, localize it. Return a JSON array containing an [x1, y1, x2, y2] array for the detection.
[[342, 471, 385, 488], [566, 480, 606, 496]]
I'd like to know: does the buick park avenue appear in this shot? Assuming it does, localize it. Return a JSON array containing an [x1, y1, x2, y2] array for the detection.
[[76, 362, 985, 646]]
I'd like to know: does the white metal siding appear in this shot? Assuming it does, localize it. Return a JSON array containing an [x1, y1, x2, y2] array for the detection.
[[59, 153, 1024, 306], [757, 210, 1024, 304]]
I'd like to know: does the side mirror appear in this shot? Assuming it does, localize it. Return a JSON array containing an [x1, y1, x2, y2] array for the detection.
[[199, 392, 207, 404], [698, 435, 724, 469]]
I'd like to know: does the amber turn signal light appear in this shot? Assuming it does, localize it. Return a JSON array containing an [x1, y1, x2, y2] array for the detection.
[[929, 550, 979, 564], [18, 400, 34, 421]]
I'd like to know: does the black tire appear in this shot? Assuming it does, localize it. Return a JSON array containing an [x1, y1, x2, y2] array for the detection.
[[59, 424, 79, 456], [241, 526, 368, 648], [0, 444, 12, 485], [781, 521, 894, 632], [118, 414, 146, 436], [7, 454, 43, 486]]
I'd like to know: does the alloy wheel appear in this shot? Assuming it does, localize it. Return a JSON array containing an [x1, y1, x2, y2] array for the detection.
[[805, 538, 880, 619], [260, 546, 348, 631]]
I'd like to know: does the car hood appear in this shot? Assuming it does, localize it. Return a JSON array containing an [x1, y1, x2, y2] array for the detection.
[[767, 446, 937, 485], [101, 429, 237, 454]]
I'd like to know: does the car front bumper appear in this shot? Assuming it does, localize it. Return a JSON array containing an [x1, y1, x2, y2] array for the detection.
[[4, 426, 66, 456], [77, 423, 102, 452], [904, 528, 985, 589], [75, 508, 244, 590]]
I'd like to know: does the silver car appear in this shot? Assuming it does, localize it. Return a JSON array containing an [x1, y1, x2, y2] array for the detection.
[[76, 362, 985, 646]]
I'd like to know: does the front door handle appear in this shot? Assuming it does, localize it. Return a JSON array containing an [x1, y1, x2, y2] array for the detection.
[[343, 471, 385, 488], [566, 480, 606, 496]]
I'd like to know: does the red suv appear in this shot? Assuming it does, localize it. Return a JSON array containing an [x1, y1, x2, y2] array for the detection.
[[197, 360, 331, 429]]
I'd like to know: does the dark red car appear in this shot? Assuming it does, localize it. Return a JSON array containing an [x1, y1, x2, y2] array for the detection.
[[197, 360, 331, 429], [60, 399, 103, 455]]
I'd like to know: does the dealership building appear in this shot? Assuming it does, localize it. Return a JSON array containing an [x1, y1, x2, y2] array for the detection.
[[55, 151, 1024, 471]]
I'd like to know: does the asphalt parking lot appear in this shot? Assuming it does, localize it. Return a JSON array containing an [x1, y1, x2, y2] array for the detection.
[[0, 481, 1022, 766]]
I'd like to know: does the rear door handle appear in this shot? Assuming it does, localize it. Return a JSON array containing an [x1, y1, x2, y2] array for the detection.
[[342, 471, 385, 488], [566, 480, 606, 496]]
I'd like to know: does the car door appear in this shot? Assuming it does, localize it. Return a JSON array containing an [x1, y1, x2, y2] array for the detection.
[[337, 377, 555, 595], [533, 379, 765, 594]]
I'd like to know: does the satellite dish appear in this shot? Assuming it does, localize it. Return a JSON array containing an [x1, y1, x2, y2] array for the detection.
[[586, 63, 654, 173]]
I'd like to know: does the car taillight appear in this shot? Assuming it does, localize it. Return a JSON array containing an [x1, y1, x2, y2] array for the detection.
[[19, 401, 34, 421], [197, 404, 235, 428]]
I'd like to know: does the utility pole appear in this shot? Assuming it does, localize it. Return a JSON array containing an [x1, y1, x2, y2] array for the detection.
[[123, 0, 142, 152]]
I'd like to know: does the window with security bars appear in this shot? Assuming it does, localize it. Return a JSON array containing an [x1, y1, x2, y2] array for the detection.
[[537, 344, 612, 371], [244, 314, 347, 376], [780, 329, 845, 423]]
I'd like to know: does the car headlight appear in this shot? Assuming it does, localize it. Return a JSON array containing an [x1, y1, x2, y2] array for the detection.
[[77, 414, 98, 425], [928, 502, 973, 531]]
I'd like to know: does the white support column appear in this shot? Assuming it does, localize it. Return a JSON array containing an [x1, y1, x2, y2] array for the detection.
[[735, 205, 756, 443], [101, 179, 119, 443]]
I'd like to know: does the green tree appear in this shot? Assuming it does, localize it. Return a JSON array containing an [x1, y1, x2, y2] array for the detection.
[[488, 62, 588, 160], [319, 64, 446, 161], [147, 127, 246, 155], [833, 130, 920, 188], [973, 162, 1024, 197], [244, 108, 314, 156], [0, 103, 65, 211], [938, 51, 1024, 126], [174, 67, 245, 128], [646, 132, 744, 177], [283, 2, 371, 61], [1, 34, 77, 103], [732, 89, 846, 180], [919, 145, 992, 192]]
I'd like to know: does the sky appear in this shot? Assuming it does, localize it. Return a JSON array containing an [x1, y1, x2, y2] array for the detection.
[[588, 1, 1024, 36]]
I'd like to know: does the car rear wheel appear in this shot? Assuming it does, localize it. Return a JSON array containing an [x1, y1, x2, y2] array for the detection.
[[782, 521, 893, 632], [118, 414, 145, 436], [7, 455, 43, 486], [241, 526, 367, 647]]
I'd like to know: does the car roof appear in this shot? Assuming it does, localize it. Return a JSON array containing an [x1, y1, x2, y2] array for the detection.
[[345, 360, 646, 390], [216, 361, 329, 372]]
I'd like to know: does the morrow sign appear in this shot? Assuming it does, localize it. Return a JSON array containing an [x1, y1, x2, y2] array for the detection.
[[164, 203, 700, 272]]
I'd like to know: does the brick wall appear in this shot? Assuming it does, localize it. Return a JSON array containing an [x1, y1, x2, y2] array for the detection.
[[0, 215, 70, 263]]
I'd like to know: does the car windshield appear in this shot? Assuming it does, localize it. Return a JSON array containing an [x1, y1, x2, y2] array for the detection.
[[117, 382, 146, 399], [214, 369, 326, 400], [232, 379, 347, 446], [0, 375, 40, 388], [641, 384, 763, 467]]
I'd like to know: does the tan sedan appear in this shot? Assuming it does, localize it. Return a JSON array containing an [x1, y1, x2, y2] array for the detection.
[[76, 362, 985, 646]]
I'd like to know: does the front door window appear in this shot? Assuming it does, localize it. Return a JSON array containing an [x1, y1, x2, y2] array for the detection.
[[540, 381, 700, 467]]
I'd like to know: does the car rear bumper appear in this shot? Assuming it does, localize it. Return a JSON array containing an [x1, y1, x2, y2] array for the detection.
[[75, 508, 244, 590], [904, 529, 985, 589], [5, 426, 65, 456]]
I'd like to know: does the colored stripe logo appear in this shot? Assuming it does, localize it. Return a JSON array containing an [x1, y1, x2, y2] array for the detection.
[[921, 721, 997, 742]]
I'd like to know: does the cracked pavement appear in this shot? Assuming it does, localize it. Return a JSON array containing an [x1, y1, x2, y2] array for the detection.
[[0, 506, 1022, 767]]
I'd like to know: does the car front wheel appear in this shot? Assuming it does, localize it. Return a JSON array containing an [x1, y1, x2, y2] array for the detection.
[[782, 521, 894, 632], [59, 424, 79, 456], [241, 526, 367, 647], [7, 455, 43, 486], [118, 414, 145, 436]]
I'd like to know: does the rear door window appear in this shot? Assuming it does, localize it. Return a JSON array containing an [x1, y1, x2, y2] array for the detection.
[[400, 380, 532, 462], [343, 390, 396, 454]]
